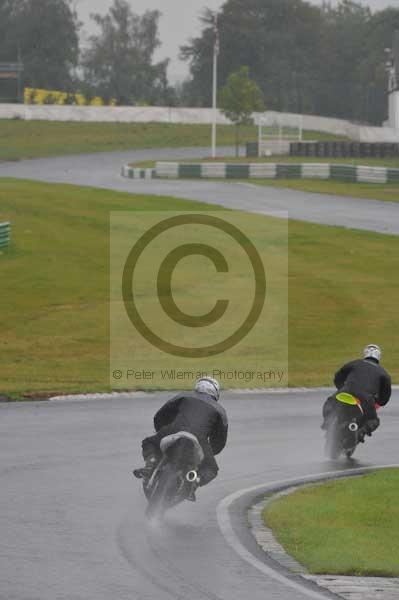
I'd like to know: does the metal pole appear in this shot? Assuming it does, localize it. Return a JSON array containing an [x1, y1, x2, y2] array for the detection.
[[17, 44, 22, 103], [211, 14, 219, 159]]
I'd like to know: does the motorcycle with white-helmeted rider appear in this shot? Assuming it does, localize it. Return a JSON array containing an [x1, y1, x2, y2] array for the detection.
[[133, 377, 228, 516], [322, 344, 392, 459]]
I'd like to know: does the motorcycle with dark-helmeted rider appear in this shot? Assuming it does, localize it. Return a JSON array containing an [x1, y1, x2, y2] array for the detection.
[[133, 377, 228, 518], [322, 344, 392, 459]]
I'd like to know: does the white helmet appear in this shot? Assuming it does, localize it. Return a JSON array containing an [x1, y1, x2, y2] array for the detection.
[[363, 344, 382, 362], [194, 377, 220, 401]]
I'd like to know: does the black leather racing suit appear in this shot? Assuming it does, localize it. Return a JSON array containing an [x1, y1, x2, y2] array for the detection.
[[323, 357, 392, 431], [142, 391, 228, 486]]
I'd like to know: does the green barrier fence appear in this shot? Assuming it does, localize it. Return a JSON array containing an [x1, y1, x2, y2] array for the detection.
[[122, 162, 399, 183], [330, 165, 357, 182], [226, 164, 250, 179], [0, 222, 10, 249], [277, 164, 302, 179], [178, 164, 202, 178]]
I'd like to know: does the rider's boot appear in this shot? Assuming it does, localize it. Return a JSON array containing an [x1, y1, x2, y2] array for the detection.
[[321, 415, 332, 431], [366, 418, 380, 435], [357, 429, 366, 443], [133, 456, 158, 480], [358, 418, 380, 443]]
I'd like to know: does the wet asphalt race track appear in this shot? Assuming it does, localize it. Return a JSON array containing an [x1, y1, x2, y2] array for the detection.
[[1, 147, 399, 234], [1, 390, 399, 600], [1, 150, 399, 598]]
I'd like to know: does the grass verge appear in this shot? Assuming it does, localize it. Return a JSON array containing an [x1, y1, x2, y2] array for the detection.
[[0, 121, 255, 161], [0, 120, 346, 161], [263, 470, 399, 576], [249, 178, 399, 204], [1, 178, 398, 396]]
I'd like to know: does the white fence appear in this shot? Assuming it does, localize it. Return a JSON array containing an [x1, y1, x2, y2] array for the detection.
[[0, 104, 231, 125], [254, 110, 399, 143], [254, 110, 350, 137], [1, 103, 399, 143], [387, 91, 399, 129]]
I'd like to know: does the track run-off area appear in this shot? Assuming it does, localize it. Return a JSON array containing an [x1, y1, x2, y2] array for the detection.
[[1, 147, 399, 234], [1, 149, 398, 599]]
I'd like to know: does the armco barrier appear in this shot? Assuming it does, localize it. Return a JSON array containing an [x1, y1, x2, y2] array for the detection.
[[0, 222, 11, 249], [121, 162, 399, 183]]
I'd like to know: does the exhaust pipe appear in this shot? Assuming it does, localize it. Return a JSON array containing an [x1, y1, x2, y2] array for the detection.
[[186, 470, 198, 483], [348, 422, 358, 432]]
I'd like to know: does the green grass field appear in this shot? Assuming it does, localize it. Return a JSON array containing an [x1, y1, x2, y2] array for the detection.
[[0, 120, 347, 161], [0, 121, 255, 161], [1, 178, 398, 397], [263, 470, 399, 576], [250, 178, 399, 204]]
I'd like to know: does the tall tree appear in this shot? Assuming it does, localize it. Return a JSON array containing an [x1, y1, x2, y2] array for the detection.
[[0, 0, 20, 101], [359, 8, 399, 124], [0, 0, 18, 61], [82, 0, 172, 105], [16, 0, 80, 90], [180, 0, 399, 124], [181, 0, 324, 113], [219, 66, 264, 155], [315, 1, 371, 120]]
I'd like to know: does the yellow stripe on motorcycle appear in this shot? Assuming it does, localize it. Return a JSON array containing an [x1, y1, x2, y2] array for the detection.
[[336, 392, 358, 406]]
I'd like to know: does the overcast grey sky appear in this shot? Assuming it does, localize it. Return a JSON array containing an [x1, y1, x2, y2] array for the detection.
[[75, 0, 399, 81]]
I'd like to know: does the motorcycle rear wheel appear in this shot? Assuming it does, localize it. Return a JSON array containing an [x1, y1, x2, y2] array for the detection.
[[325, 417, 341, 459], [145, 463, 177, 520], [344, 447, 356, 459]]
